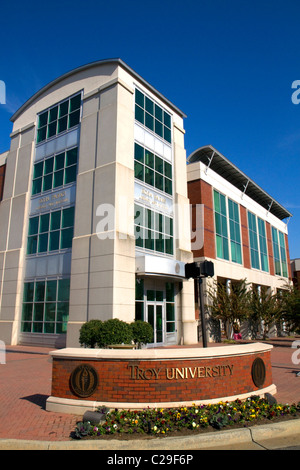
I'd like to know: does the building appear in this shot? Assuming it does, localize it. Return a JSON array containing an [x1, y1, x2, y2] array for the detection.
[[0, 59, 196, 348], [187, 145, 292, 339], [291, 259, 300, 289]]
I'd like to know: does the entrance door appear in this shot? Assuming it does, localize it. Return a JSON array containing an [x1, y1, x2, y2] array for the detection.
[[147, 302, 164, 345]]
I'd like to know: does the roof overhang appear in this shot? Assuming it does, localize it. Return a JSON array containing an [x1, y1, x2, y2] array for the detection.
[[10, 58, 186, 123], [187, 145, 292, 221]]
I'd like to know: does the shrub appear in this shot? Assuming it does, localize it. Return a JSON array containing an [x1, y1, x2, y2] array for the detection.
[[79, 319, 103, 348], [130, 320, 154, 348], [100, 319, 133, 347]]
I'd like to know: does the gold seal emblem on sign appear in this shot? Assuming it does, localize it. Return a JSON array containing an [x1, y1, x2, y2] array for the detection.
[[70, 364, 98, 398]]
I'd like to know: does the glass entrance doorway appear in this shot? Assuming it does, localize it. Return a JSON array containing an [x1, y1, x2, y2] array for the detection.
[[147, 300, 164, 345], [135, 279, 176, 346]]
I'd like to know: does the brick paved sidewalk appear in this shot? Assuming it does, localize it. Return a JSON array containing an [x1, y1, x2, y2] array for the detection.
[[0, 339, 299, 442]]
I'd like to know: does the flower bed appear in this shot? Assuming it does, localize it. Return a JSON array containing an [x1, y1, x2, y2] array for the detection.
[[73, 397, 300, 440]]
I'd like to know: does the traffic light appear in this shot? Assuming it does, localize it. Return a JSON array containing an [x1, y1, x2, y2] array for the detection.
[[184, 262, 200, 279], [200, 261, 214, 278], [184, 261, 214, 279]]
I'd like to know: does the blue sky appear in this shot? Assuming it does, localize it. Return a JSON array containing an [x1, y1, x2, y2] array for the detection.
[[0, 0, 299, 259]]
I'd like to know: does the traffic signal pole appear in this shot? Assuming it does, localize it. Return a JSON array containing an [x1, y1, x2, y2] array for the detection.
[[198, 277, 207, 348], [185, 261, 214, 349]]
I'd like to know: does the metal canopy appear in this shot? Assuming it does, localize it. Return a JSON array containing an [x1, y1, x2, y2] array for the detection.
[[187, 145, 292, 221]]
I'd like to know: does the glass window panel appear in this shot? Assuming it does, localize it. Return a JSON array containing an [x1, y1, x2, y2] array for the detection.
[[55, 152, 65, 170], [45, 303, 56, 322], [216, 234, 223, 258], [155, 156, 163, 174], [61, 207, 74, 228], [145, 150, 154, 168], [70, 94, 81, 112], [155, 119, 163, 137], [164, 161, 172, 178], [145, 96, 154, 114], [164, 111, 171, 128], [155, 172, 163, 191], [42, 173, 53, 192], [155, 232, 164, 252], [147, 290, 155, 301], [59, 101, 68, 117], [56, 322, 68, 334], [145, 230, 155, 250], [214, 190, 220, 213], [155, 104, 163, 121], [32, 178, 42, 195], [34, 281, 45, 302], [37, 127, 47, 143], [155, 212, 163, 232], [60, 227, 73, 249], [49, 230, 60, 251], [134, 143, 144, 162], [53, 170, 64, 188], [44, 157, 54, 175], [56, 302, 69, 321], [135, 302, 144, 321], [145, 208, 154, 229], [23, 282, 34, 302], [47, 121, 57, 139], [145, 112, 154, 131], [38, 233, 48, 253], [166, 303, 175, 322], [166, 282, 175, 302], [68, 109, 80, 128], [28, 217, 39, 235], [135, 105, 144, 124], [135, 89, 144, 107], [58, 279, 70, 302], [66, 148, 78, 166], [64, 165, 77, 184], [165, 217, 173, 236], [58, 116, 67, 133], [49, 106, 58, 122], [135, 225, 144, 247], [156, 290, 163, 302], [45, 280, 57, 301], [166, 322, 175, 333], [164, 127, 171, 143], [165, 237, 173, 255], [135, 278, 144, 300], [50, 211, 61, 230], [38, 111, 48, 128], [134, 204, 144, 227], [223, 237, 229, 260], [44, 322, 55, 333], [39, 213, 50, 233], [21, 322, 32, 332], [22, 303, 33, 322], [134, 161, 144, 181], [164, 177, 172, 195], [27, 235, 37, 255], [220, 194, 226, 215], [33, 303, 44, 321], [32, 322, 43, 333], [145, 167, 154, 186], [33, 161, 44, 179]]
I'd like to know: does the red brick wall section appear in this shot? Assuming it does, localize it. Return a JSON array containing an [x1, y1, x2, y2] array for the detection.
[[266, 222, 275, 276], [188, 179, 216, 259], [284, 234, 292, 280], [239, 205, 251, 269], [51, 351, 273, 404]]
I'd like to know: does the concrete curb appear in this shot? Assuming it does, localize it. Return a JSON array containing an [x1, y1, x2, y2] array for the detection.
[[1, 418, 300, 450]]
